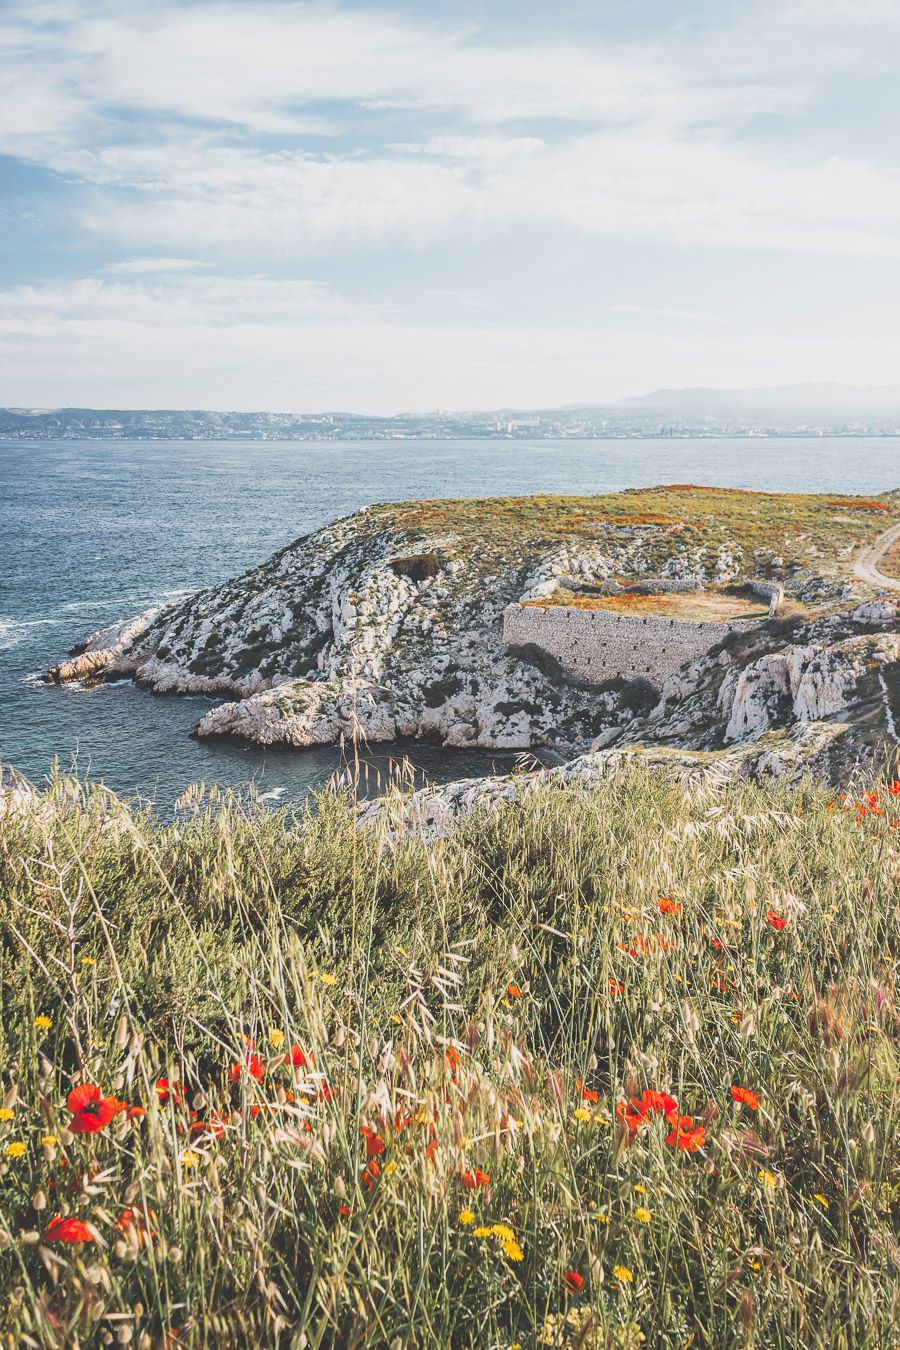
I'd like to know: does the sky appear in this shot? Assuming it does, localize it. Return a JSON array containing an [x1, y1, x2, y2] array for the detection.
[[2, 0, 900, 412]]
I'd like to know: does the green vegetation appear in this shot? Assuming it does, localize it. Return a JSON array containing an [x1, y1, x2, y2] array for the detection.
[[0, 766, 899, 1347]]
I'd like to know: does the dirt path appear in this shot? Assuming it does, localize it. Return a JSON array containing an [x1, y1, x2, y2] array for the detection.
[[854, 520, 900, 593]]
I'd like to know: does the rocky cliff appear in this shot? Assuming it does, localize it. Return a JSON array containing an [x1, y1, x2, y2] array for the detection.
[[47, 487, 898, 783]]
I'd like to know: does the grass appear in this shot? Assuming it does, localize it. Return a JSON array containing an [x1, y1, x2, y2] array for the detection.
[[0, 765, 899, 1348], [522, 591, 770, 621]]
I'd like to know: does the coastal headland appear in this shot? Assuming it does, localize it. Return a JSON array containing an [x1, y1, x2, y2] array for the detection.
[[47, 485, 899, 788]]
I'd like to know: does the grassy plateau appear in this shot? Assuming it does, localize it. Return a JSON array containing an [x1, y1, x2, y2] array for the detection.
[[0, 764, 899, 1348]]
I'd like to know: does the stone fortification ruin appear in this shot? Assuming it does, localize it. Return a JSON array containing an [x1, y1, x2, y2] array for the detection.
[[503, 580, 784, 688]]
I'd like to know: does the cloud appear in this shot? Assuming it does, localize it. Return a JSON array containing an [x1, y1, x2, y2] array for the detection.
[[102, 256, 209, 274], [612, 305, 722, 323]]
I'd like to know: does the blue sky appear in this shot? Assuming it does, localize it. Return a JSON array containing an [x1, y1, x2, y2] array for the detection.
[[2, 0, 900, 411]]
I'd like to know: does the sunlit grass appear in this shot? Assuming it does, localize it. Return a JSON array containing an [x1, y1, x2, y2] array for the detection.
[[0, 765, 898, 1347]]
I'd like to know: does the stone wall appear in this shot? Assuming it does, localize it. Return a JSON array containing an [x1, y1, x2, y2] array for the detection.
[[503, 603, 763, 687]]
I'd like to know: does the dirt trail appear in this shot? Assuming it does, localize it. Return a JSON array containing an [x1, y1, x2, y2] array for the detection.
[[854, 521, 900, 593]]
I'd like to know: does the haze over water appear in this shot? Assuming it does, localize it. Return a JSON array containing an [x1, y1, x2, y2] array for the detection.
[[2, 436, 897, 808]]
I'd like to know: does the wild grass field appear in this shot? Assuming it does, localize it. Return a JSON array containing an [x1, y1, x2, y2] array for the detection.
[[0, 765, 898, 1348]]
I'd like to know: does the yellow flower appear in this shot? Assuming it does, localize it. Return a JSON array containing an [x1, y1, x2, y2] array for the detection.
[[5, 1141, 26, 1158], [383, 1160, 398, 1177], [40, 1135, 57, 1148], [81, 957, 95, 966], [34, 1016, 52, 1030], [573, 1107, 593, 1122], [459, 1209, 476, 1226], [490, 1224, 516, 1243], [634, 1207, 651, 1224], [179, 1150, 200, 1168], [318, 972, 337, 988], [502, 1238, 524, 1262], [269, 1029, 285, 1048], [811, 1193, 828, 1209], [391, 1013, 403, 1025], [633, 1184, 647, 1195], [613, 1265, 634, 1285], [473, 1226, 493, 1238], [0, 1107, 14, 1122], [758, 1169, 778, 1190], [595, 1212, 611, 1225]]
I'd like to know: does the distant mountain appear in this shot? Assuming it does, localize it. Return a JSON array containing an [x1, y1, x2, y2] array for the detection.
[[611, 382, 900, 413]]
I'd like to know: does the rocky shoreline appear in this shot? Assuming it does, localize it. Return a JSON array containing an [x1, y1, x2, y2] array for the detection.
[[47, 487, 899, 789]]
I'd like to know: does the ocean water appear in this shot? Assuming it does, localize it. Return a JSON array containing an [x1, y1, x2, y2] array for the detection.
[[2, 436, 897, 808]]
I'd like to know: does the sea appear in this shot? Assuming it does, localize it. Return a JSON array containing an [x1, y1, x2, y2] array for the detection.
[[2, 436, 897, 809]]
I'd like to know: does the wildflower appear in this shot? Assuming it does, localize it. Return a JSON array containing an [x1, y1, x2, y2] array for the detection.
[[34, 1016, 52, 1030], [459, 1209, 476, 1226], [731, 1085, 760, 1111], [616, 1101, 645, 1134], [44, 1216, 94, 1244], [116, 1207, 155, 1246], [269, 1029, 286, 1049], [502, 1238, 524, 1262], [229, 1052, 264, 1083], [0, 1107, 14, 1122], [81, 956, 95, 966], [577, 1079, 599, 1104], [361, 1158, 380, 1190], [461, 1169, 490, 1189], [613, 1265, 634, 1285], [634, 1183, 647, 1195], [608, 978, 624, 997], [318, 972, 337, 987], [889, 781, 900, 797], [811, 1193, 828, 1209], [361, 1126, 385, 1158], [563, 1270, 584, 1292], [766, 911, 786, 931], [4, 1141, 25, 1158], [658, 897, 681, 916], [491, 1224, 515, 1242], [40, 1135, 57, 1148], [634, 1207, 651, 1224], [67, 1084, 119, 1134], [574, 1107, 593, 1122], [665, 1115, 705, 1152], [284, 1044, 309, 1068], [641, 1089, 678, 1117], [155, 1078, 184, 1106], [473, 1225, 493, 1237], [507, 983, 523, 998], [179, 1150, 200, 1168], [758, 1168, 778, 1190]]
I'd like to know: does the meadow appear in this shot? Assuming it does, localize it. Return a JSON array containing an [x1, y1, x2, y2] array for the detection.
[[0, 764, 898, 1348]]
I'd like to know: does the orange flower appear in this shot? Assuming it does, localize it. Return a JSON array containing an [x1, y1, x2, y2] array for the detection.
[[507, 983, 523, 998], [155, 1078, 184, 1106], [608, 978, 624, 997], [576, 1079, 599, 1104], [889, 781, 900, 797], [562, 1270, 584, 1291], [766, 911, 786, 931], [44, 1215, 94, 1244], [361, 1158, 380, 1190], [66, 1084, 119, 1135], [284, 1045, 309, 1069], [116, 1207, 155, 1246], [658, 896, 681, 916], [665, 1115, 706, 1152], [460, 1169, 490, 1189], [730, 1085, 760, 1111], [641, 1089, 678, 1117], [616, 1100, 646, 1134]]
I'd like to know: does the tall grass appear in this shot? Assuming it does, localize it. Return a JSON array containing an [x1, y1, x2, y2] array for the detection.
[[0, 766, 898, 1347]]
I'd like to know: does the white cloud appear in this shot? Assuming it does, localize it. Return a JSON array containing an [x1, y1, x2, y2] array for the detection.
[[102, 256, 209, 274], [612, 305, 722, 322]]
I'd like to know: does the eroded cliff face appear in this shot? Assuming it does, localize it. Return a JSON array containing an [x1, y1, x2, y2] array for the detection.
[[46, 492, 898, 782]]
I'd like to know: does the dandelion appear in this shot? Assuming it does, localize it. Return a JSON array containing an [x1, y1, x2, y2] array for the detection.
[[180, 1150, 200, 1168], [758, 1168, 778, 1190], [0, 1107, 14, 1122], [574, 1107, 593, 1122], [766, 911, 786, 931], [318, 972, 337, 987], [40, 1135, 57, 1148], [811, 1193, 828, 1209], [502, 1238, 524, 1262], [459, 1209, 476, 1226], [563, 1270, 584, 1292], [34, 1015, 52, 1030], [4, 1141, 25, 1158], [44, 1216, 94, 1244], [269, 1029, 285, 1049], [81, 956, 95, 966], [634, 1184, 647, 1195], [731, 1085, 760, 1111], [473, 1225, 493, 1238], [613, 1265, 634, 1285], [634, 1207, 651, 1224]]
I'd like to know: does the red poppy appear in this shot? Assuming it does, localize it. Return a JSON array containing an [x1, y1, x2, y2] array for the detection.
[[507, 983, 523, 998], [889, 781, 900, 797], [658, 897, 681, 916], [67, 1084, 119, 1134], [284, 1045, 309, 1069], [766, 911, 786, 931], [116, 1207, 155, 1245], [155, 1077, 184, 1106], [44, 1215, 94, 1244], [616, 1100, 646, 1133], [339, 1204, 352, 1218], [665, 1115, 706, 1152], [608, 978, 624, 997], [445, 1045, 459, 1079], [361, 1126, 385, 1158], [190, 1111, 226, 1139], [229, 1053, 264, 1083], [562, 1270, 584, 1292], [460, 1169, 490, 1189], [576, 1079, 599, 1104], [730, 1085, 760, 1111], [641, 1089, 678, 1117], [126, 1105, 146, 1120], [361, 1158, 380, 1190], [425, 1137, 439, 1165]]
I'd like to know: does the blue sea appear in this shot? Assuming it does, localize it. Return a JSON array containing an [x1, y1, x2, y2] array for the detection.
[[2, 436, 897, 808]]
